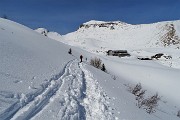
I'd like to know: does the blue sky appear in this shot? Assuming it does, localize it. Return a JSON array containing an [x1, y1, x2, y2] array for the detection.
[[0, 0, 180, 34]]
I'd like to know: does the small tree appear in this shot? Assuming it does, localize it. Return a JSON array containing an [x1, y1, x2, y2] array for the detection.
[[143, 93, 161, 114], [90, 57, 102, 69], [131, 83, 142, 96]]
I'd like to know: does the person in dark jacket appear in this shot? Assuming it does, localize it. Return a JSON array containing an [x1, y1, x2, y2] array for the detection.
[[80, 55, 83, 62], [68, 48, 72, 54]]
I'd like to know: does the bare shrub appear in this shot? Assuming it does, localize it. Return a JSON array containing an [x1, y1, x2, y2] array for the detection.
[[142, 93, 161, 114], [136, 90, 146, 99], [136, 90, 146, 107], [131, 83, 142, 96], [138, 97, 147, 108], [90, 57, 102, 69], [128, 83, 161, 114]]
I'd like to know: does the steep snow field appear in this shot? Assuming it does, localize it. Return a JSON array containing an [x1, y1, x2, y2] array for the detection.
[[1, 18, 180, 120], [0, 18, 74, 119]]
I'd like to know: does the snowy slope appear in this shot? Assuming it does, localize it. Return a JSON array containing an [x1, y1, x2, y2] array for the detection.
[[1, 18, 180, 120], [63, 20, 180, 50], [40, 20, 180, 69], [0, 18, 73, 93], [35, 20, 180, 119], [0, 18, 114, 120], [36, 20, 180, 52], [0, 18, 74, 119], [35, 28, 62, 41], [62, 20, 180, 104], [83, 62, 180, 120], [38, 20, 180, 68]]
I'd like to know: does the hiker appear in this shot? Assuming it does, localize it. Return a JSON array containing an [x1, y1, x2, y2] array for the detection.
[[80, 55, 83, 62], [68, 48, 72, 54], [101, 63, 106, 72]]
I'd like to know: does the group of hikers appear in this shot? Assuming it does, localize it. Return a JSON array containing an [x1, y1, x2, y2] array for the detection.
[[68, 48, 83, 63]]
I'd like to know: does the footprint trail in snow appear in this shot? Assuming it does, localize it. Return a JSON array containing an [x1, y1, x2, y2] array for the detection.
[[10, 60, 112, 120]]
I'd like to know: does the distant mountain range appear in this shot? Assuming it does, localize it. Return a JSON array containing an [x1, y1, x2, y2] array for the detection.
[[35, 20, 180, 51]]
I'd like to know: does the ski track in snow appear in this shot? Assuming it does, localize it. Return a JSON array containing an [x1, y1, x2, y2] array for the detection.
[[9, 60, 73, 120], [6, 59, 112, 120]]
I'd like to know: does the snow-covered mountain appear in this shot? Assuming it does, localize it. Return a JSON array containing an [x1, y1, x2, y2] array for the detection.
[[63, 20, 180, 50], [38, 20, 180, 69], [1, 18, 180, 120], [35, 20, 180, 119]]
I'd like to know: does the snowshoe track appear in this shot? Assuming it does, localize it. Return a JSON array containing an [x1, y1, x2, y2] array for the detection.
[[10, 60, 73, 120], [8, 59, 112, 120]]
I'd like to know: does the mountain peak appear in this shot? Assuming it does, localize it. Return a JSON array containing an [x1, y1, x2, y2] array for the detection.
[[79, 20, 128, 30], [83, 20, 126, 25]]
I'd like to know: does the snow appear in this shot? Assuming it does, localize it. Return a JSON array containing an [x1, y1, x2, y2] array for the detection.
[[62, 20, 180, 119], [35, 28, 62, 41], [80, 63, 112, 119], [83, 63, 179, 120], [61, 20, 180, 108], [1, 18, 180, 120], [0, 18, 73, 119], [63, 20, 180, 51], [31, 60, 112, 120], [101, 55, 180, 105], [83, 20, 126, 25]]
